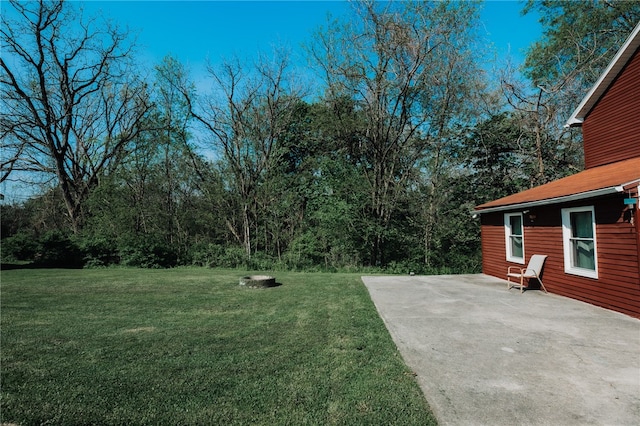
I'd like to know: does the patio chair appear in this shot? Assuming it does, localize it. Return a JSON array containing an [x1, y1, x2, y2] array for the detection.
[[507, 254, 548, 293]]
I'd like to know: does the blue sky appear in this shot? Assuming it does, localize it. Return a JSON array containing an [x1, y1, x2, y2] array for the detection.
[[80, 1, 541, 72]]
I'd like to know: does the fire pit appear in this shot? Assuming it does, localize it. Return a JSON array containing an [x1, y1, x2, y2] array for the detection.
[[239, 275, 277, 288]]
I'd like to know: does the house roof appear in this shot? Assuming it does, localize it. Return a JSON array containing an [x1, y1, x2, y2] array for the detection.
[[566, 22, 640, 127], [475, 156, 640, 213]]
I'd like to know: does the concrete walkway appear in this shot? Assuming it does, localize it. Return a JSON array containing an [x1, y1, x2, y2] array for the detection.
[[362, 274, 640, 426]]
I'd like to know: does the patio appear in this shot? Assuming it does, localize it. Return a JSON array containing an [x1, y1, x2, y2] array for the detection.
[[362, 274, 640, 426]]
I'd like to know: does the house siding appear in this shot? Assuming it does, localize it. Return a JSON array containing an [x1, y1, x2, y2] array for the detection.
[[481, 194, 640, 318], [582, 47, 640, 169]]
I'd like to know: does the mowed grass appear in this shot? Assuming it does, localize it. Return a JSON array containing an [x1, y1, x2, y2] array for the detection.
[[1, 268, 436, 425]]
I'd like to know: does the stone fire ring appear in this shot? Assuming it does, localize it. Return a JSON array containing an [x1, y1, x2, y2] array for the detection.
[[239, 275, 276, 288]]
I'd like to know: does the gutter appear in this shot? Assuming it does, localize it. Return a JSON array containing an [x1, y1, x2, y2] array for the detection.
[[621, 178, 640, 191], [473, 186, 623, 215]]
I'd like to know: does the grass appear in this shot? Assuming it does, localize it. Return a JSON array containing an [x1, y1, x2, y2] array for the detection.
[[1, 268, 436, 425]]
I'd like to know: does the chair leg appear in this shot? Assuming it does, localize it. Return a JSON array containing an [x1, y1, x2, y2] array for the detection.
[[520, 276, 524, 293], [538, 277, 548, 294]]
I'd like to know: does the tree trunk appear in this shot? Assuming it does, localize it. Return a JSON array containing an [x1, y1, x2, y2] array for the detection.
[[242, 204, 251, 258]]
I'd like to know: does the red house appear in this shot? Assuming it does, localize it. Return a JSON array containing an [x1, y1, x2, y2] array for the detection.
[[475, 23, 640, 318]]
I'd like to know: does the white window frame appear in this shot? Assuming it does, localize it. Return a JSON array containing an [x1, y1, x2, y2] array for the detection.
[[504, 212, 525, 264], [561, 206, 598, 279]]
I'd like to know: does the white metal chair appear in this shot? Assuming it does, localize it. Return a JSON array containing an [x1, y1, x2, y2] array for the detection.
[[507, 254, 548, 293]]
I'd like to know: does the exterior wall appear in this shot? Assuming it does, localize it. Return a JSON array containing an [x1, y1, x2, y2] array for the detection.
[[481, 194, 640, 318], [582, 48, 640, 169]]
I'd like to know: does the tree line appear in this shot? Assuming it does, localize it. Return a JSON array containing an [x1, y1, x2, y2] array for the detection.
[[2, 0, 638, 271]]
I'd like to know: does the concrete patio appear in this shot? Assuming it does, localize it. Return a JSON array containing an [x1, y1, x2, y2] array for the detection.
[[362, 274, 640, 426]]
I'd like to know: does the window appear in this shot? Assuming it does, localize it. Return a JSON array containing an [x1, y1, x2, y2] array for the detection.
[[504, 213, 524, 263], [561, 206, 598, 279]]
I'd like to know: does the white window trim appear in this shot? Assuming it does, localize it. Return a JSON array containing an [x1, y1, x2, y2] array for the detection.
[[561, 206, 599, 279], [504, 212, 525, 264]]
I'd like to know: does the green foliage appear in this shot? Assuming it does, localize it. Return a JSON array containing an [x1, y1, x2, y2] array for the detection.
[[117, 238, 178, 269], [460, 112, 531, 203], [35, 231, 83, 268], [210, 246, 247, 269], [188, 243, 272, 269], [309, 0, 485, 266], [1, 203, 34, 238], [77, 235, 120, 268], [284, 232, 325, 270], [188, 242, 225, 266], [1, 231, 39, 261], [10, 0, 628, 273], [523, 0, 640, 87]]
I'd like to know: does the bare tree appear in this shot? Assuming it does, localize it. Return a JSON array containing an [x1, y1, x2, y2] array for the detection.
[[498, 1, 640, 187], [310, 0, 484, 265], [500, 57, 585, 188], [0, 0, 150, 232], [181, 51, 304, 257]]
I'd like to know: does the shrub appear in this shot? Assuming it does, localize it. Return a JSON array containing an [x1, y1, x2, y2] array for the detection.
[[282, 233, 323, 271], [188, 243, 225, 267], [189, 243, 280, 270], [118, 238, 178, 268], [216, 246, 248, 268], [246, 251, 278, 271], [1, 231, 39, 262], [36, 231, 84, 268], [384, 260, 425, 275], [78, 235, 120, 267]]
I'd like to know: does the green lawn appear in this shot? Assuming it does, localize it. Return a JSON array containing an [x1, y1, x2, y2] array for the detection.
[[1, 268, 436, 425]]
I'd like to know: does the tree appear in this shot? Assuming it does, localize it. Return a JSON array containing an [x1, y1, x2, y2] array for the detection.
[[273, 98, 370, 269], [524, 0, 640, 89], [460, 112, 531, 203], [80, 57, 211, 264], [0, 0, 150, 232], [520, 1, 640, 168], [500, 71, 584, 187], [310, 0, 485, 265], [182, 51, 305, 258], [495, 1, 639, 189], [152, 56, 194, 246]]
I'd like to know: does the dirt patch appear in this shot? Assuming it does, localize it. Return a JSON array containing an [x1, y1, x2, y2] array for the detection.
[[122, 326, 156, 333]]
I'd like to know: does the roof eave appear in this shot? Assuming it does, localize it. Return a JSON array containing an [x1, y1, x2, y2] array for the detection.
[[473, 186, 623, 215], [621, 178, 640, 191], [564, 22, 640, 128], [566, 117, 583, 128]]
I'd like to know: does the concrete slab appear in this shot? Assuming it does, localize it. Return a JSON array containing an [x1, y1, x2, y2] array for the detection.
[[362, 274, 640, 426]]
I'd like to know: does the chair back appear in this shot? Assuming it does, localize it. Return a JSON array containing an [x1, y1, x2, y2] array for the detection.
[[528, 254, 547, 274]]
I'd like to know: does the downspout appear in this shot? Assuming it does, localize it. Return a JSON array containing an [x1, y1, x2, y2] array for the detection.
[[635, 186, 640, 280], [625, 183, 640, 280]]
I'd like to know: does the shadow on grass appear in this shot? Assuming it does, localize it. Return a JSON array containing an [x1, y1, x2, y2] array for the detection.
[[239, 281, 284, 288], [0, 262, 83, 270]]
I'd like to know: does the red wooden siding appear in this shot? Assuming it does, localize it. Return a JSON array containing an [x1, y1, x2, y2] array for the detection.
[[481, 195, 640, 318], [582, 48, 640, 169]]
